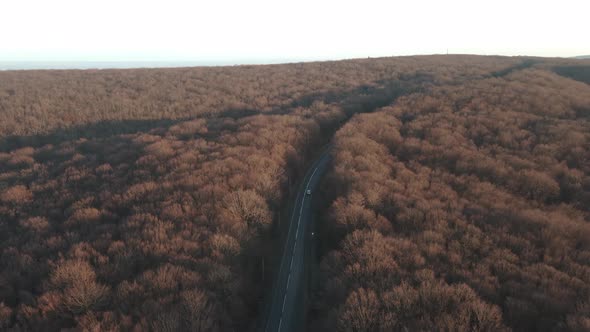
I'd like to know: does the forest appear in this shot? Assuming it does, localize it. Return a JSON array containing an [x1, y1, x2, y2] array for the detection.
[[310, 63, 590, 331], [0, 55, 589, 331]]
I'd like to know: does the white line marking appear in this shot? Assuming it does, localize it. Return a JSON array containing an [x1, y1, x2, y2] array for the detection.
[[266, 153, 327, 332], [299, 197, 305, 215], [282, 293, 287, 312], [267, 168, 306, 332], [308, 167, 319, 187], [294, 166, 319, 241]]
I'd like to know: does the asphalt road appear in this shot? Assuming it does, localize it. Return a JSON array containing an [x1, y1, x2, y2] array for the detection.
[[264, 148, 332, 332]]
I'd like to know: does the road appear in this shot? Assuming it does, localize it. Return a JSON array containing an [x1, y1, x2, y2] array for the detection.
[[264, 148, 332, 332]]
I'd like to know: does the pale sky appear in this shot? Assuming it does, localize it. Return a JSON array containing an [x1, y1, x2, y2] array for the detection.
[[1, 0, 589, 63]]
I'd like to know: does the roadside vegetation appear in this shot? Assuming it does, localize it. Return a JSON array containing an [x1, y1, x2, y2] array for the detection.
[[311, 65, 590, 331]]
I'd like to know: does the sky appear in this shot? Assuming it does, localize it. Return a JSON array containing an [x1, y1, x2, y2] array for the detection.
[[1, 0, 589, 64]]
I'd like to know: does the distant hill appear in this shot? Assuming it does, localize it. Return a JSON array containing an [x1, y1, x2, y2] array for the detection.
[[573, 55, 590, 59]]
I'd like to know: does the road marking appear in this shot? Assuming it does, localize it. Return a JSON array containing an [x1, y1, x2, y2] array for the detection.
[[308, 166, 319, 186], [289, 250, 295, 271], [282, 292, 287, 312], [266, 170, 304, 332], [295, 166, 319, 239], [266, 153, 328, 332]]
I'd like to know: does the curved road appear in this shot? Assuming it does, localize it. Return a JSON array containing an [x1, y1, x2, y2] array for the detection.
[[264, 148, 332, 332]]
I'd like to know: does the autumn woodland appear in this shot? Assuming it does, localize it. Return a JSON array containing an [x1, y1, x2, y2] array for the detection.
[[0, 55, 589, 331]]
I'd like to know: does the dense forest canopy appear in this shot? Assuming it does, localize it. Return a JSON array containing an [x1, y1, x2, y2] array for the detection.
[[0, 55, 526, 139], [0, 55, 589, 331], [311, 64, 590, 331]]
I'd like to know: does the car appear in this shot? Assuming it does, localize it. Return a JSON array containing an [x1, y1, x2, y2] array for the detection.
[[306, 189, 312, 195]]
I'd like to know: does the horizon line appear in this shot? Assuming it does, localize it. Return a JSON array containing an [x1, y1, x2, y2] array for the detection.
[[1, 54, 587, 71]]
